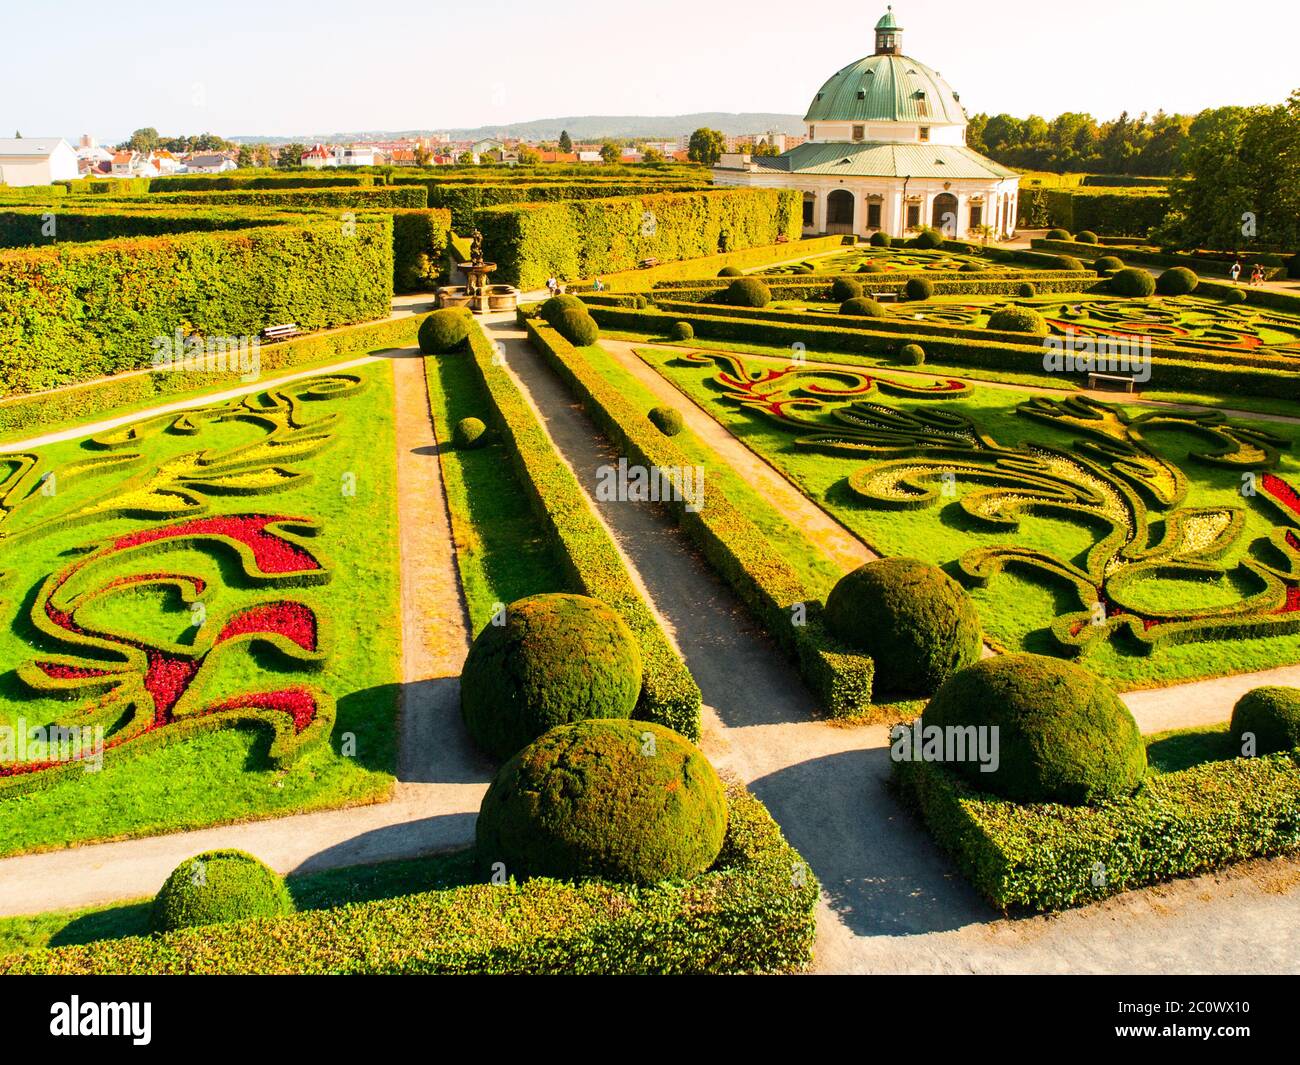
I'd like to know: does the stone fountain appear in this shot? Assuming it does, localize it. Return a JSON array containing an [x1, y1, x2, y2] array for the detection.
[[440, 229, 518, 314]]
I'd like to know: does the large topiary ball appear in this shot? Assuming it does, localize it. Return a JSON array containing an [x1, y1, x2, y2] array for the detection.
[[1111, 267, 1156, 297], [1222, 287, 1248, 304], [453, 416, 488, 450], [648, 406, 684, 436], [922, 654, 1147, 805], [718, 266, 743, 277], [540, 293, 585, 325], [553, 305, 599, 346], [959, 262, 986, 273], [460, 593, 643, 760], [1052, 255, 1085, 272], [1076, 230, 1099, 244], [870, 231, 892, 248], [418, 309, 472, 354], [726, 277, 771, 308], [841, 296, 886, 317], [1156, 266, 1199, 295], [906, 277, 935, 301], [857, 261, 885, 273], [825, 558, 982, 695], [1018, 282, 1037, 297], [913, 227, 943, 249], [150, 850, 293, 932], [897, 343, 925, 365], [1046, 228, 1072, 240], [1231, 687, 1300, 755], [987, 306, 1049, 335], [476, 720, 728, 885], [668, 320, 694, 341], [831, 277, 864, 302], [1095, 255, 1124, 273]]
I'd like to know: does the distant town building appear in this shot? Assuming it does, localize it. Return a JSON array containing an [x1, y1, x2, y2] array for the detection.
[[186, 153, 238, 174], [334, 146, 376, 166], [0, 137, 78, 186], [300, 143, 335, 168]]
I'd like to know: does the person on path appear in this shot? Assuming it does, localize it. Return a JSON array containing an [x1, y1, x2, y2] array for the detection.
[[1230, 261, 1242, 284]]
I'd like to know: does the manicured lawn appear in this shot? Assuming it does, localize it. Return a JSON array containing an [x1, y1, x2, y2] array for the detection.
[[0, 364, 402, 855], [757, 246, 1022, 276]]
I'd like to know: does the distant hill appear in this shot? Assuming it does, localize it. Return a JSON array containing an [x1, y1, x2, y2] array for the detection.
[[230, 113, 806, 145]]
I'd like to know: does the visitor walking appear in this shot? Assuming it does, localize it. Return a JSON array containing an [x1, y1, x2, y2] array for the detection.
[[1230, 261, 1242, 284], [546, 276, 558, 297]]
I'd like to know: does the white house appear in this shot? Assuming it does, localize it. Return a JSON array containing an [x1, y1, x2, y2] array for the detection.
[[185, 153, 237, 173], [300, 143, 336, 168], [713, 8, 1019, 241], [0, 137, 79, 186], [334, 146, 376, 166]]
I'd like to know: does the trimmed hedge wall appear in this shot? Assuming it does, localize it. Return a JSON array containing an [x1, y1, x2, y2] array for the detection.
[[391, 208, 452, 292], [0, 783, 819, 974], [654, 273, 1101, 301], [149, 173, 376, 191], [460, 324, 702, 739], [572, 236, 845, 293], [146, 186, 428, 209], [0, 205, 279, 246], [477, 188, 802, 290], [1031, 238, 1288, 280], [893, 749, 1300, 912], [1038, 189, 1170, 237], [0, 218, 394, 395], [521, 313, 875, 716]]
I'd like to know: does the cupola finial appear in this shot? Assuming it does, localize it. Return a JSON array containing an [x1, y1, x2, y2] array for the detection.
[[874, 6, 902, 55]]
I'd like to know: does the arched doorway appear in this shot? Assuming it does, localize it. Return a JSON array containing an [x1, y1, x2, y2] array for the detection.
[[802, 191, 816, 230], [931, 193, 958, 236], [826, 189, 855, 234]]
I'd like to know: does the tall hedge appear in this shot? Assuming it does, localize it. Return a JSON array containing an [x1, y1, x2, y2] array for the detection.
[[391, 208, 452, 292], [1041, 189, 1170, 237], [476, 188, 802, 290], [146, 186, 428, 209], [0, 218, 394, 394], [149, 173, 376, 191]]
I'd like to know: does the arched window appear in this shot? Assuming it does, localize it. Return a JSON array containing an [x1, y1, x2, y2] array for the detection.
[[827, 189, 855, 232], [932, 192, 958, 236]]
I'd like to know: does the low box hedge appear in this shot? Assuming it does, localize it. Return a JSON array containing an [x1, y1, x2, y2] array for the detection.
[[653, 273, 1100, 301], [0, 783, 817, 974], [892, 749, 1300, 912], [1030, 238, 1288, 280], [522, 313, 875, 716], [149, 173, 376, 191], [571, 236, 846, 292], [462, 324, 702, 739], [146, 185, 427, 209]]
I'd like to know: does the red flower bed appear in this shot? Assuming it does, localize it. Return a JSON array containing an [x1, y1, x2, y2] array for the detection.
[[112, 514, 321, 575], [206, 689, 319, 733], [217, 601, 317, 652], [1262, 473, 1300, 519]]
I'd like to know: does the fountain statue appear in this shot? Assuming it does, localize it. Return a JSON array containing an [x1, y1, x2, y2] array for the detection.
[[439, 228, 518, 315]]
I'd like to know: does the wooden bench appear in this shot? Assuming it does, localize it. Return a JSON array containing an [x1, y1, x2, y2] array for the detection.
[[869, 291, 900, 303], [775, 234, 790, 244], [1088, 371, 1136, 393], [637, 258, 660, 270], [260, 323, 300, 342]]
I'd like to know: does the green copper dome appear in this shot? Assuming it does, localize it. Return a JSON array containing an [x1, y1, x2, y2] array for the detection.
[[875, 7, 898, 30], [804, 52, 964, 125]]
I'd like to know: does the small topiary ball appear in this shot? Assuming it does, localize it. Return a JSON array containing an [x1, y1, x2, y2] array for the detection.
[[150, 850, 293, 932], [906, 277, 935, 301], [453, 416, 488, 450], [870, 231, 892, 248], [540, 294, 585, 325], [857, 261, 885, 273], [1052, 255, 1085, 272], [1018, 282, 1037, 297], [1156, 266, 1199, 295], [630, 294, 651, 310], [959, 262, 986, 273], [460, 593, 643, 760], [897, 343, 925, 365], [475, 719, 728, 885], [831, 277, 864, 302], [726, 277, 771, 308], [987, 306, 1049, 335], [923, 654, 1148, 805], [668, 320, 694, 341], [1095, 255, 1124, 273], [553, 305, 600, 346], [1076, 230, 1099, 244], [825, 558, 982, 695], [1110, 267, 1156, 297], [913, 227, 943, 250], [418, 309, 472, 354], [841, 296, 886, 317], [1046, 228, 1072, 240], [1231, 686, 1300, 755], [718, 266, 743, 277], [1222, 287, 1248, 304], [648, 406, 684, 436]]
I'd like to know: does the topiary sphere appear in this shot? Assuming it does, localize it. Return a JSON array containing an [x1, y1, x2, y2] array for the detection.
[[1094, 255, 1124, 273], [857, 261, 885, 273], [1231, 687, 1300, 755], [630, 294, 651, 310], [727, 277, 771, 308], [1222, 287, 1248, 304], [870, 231, 892, 248], [460, 593, 643, 760], [913, 227, 943, 250], [539, 293, 585, 325], [1156, 266, 1199, 295], [150, 850, 293, 932], [648, 406, 684, 436], [1018, 282, 1037, 297], [898, 343, 925, 365], [987, 306, 1049, 335], [841, 296, 887, 317], [1052, 255, 1085, 272], [475, 719, 728, 885], [668, 320, 694, 341], [923, 654, 1147, 805], [1046, 228, 1072, 240], [552, 305, 600, 346], [718, 266, 743, 277], [831, 277, 864, 302], [825, 558, 982, 695], [1076, 230, 1099, 244], [1110, 267, 1156, 297], [959, 262, 986, 273], [417, 309, 472, 354], [453, 416, 488, 450], [906, 277, 935, 301]]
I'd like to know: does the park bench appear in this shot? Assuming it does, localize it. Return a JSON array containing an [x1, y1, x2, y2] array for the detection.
[[260, 323, 300, 343], [869, 290, 900, 302], [1088, 371, 1136, 393], [775, 234, 790, 244], [637, 257, 660, 270]]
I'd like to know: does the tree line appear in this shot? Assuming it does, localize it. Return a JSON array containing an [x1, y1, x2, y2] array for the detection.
[[966, 110, 1192, 175]]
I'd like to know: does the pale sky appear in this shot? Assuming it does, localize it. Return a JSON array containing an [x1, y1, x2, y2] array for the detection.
[[4, 0, 1297, 142]]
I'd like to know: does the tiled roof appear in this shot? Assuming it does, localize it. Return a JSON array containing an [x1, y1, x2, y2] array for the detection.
[[749, 141, 1018, 180]]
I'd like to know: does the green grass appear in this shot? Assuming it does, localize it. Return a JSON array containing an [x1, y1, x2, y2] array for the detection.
[[0, 848, 478, 957], [633, 343, 1300, 690], [423, 351, 569, 633], [1144, 724, 1238, 774], [0, 363, 401, 855], [757, 246, 1022, 277]]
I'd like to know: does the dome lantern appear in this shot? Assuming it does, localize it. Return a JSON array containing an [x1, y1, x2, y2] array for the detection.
[[875, 6, 902, 55]]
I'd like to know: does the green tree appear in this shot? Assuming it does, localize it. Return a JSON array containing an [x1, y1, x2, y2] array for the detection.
[[517, 146, 541, 165], [599, 140, 622, 164], [687, 127, 725, 166], [752, 138, 780, 158], [127, 127, 160, 153], [641, 145, 665, 163], [278, 142, 305, 167], [558, 130, 573, 152], [457, 150, 476, 165]]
